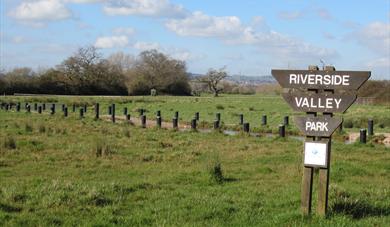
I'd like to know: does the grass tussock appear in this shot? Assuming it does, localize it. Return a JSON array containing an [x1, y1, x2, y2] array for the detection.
[[3, 136, 16, 150]]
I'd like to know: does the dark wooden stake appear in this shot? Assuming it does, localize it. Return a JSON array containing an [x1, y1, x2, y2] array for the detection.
[[360, 129, 367, 143], [156, 116, 162, 128], [172, 118, 178, 129], [216, 113, 221, 122], [279, 124, 285, 137], [80, 108, 84, 118], [191, 118, 197, 130], [243, 122, 250, 133], [95, 103, 99, 119], [64, 107, 68, 117], [141, 115, 146, 128], [368, 119, 374, 136], [239, 114, 244, 125], [262, 115, 267, 125], [214, 120, 220, 130], [284, 116, 289, 125], [195, 112, 199, 121], [111, 104, 116, 123]]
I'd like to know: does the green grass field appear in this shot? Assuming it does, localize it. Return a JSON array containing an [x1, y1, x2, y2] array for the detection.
[[1, 95, 390, 226], [1, 94, 390, 133]]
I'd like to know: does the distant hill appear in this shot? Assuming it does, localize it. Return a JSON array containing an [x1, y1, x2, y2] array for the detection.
[[188, 73, 276, 84]]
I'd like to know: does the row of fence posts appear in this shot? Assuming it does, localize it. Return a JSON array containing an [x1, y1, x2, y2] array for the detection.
[[0, 102, 376, 140]]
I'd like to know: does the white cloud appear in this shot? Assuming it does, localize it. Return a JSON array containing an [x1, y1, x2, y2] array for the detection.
[[94, 35, 129, 48], [353, 21, 390, 56], [103, 0, 187, 18], [166, 11, 244, 37], [113, 27, 136, 36], [133, 41, 160, 51], [9, 0, 72, 22], [166, 11, 337, 61]]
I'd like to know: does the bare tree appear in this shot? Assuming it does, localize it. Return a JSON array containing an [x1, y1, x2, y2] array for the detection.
[[199, 67, 228, 97], [107, 52, 135, 72]]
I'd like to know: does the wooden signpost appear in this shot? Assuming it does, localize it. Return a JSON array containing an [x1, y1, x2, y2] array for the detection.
[[272, 66, 370, 216]]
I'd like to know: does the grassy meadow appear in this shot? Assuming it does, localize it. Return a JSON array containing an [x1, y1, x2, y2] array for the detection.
[[1, 94, 390, 133], [0, 94, 390, 226]]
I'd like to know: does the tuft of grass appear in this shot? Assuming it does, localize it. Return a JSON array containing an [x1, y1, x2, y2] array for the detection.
[[123, 128, 131, 138], [4, 136, 16, 149], [95, 139, 116, 157], [25, 123, 33, 132], [216, 104, 225, 110], [207, 153, 224, 184], [38, 124, 46, 133]]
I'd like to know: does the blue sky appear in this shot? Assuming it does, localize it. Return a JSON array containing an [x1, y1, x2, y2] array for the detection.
[[1, 0, 389, 79]]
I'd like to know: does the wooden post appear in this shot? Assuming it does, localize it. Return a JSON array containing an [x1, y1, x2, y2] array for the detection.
[[317, 138, 331, 216], [368, 119, 374, 136], [34, 103, 38, 111], [84, 104, 87, 113], [214, 120, 220, 130], [360, 129, 367, 143], [124, 107, 128, 116], [126, 114, 131, 121], [26, 104, 31, 113], [16, 103, 21, 112], [64, 107, 68, 117], [141, 115, 146, 128], [195, 112, 199, 121], [191, 118, 197, 130], [279, 124, 285, 137], [95, 103, 99, 119], [239, 114, 244, 125], [301, 166, 314, 215], [156, 116, 162, 128], [72, 104, 76, 112], [262, 115, 267, 125], [108, 106, 112, 115], [243, 123, 250, 133], [42, 103, 46, 111], [284, 116, 289, 126], [316, 66, 335, 217], [174, 111, 179, 119], [38, 106, 42, 114], [216, 113, 221, 122], [156, 110, 161, 117], [80, 108, 84, 118], [172, 118, 178, 129], [111, 104, 115, 123]]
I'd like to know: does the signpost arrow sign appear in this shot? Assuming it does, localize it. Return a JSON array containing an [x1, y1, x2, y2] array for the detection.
[[272, 70, 370, 90], [295, 116, 343, 137], [282, 91, 356, 113]]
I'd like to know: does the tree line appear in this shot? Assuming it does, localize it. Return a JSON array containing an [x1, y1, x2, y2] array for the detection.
[[0, 47, 192, 96]]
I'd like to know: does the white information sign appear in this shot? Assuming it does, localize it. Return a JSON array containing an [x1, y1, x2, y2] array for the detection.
[[304, 141, 328, 168]]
